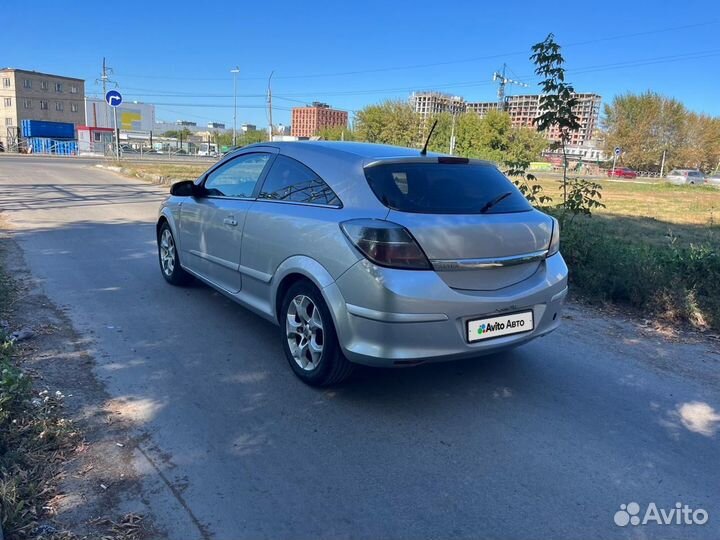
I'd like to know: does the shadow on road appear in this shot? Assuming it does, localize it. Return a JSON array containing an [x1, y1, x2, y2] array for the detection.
[[0, 182, 166, 212]]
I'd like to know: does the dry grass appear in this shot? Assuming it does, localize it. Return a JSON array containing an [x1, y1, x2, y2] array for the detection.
[[0, 250, 146, 539], [119, 163, 209, 181], [534, 175, 720, 247]]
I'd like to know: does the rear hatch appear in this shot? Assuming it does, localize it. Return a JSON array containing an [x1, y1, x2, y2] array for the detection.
[[364, 159, 553, 291]]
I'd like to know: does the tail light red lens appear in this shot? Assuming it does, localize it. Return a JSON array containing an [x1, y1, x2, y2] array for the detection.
[[340, 219, 431, 270]]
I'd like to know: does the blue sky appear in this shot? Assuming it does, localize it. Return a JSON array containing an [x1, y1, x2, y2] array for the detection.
[[4, 0, 719, 128]]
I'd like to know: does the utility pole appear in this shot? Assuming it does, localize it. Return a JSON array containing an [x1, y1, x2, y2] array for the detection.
[[267, 71, 274, 142], [230, 66, 240, 147], [449, 113, 457, 155], [660, 149, 667, 177], [95, 57, 118, 128], [113, 105, 120, 160]]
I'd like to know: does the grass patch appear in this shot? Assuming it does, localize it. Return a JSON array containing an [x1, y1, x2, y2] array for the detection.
[[533, 178, 720, 331], [120, 163, 209, 181], [535, 176, 720, 245], [553, 212, 720, 332], [0, 253, 79, 539]]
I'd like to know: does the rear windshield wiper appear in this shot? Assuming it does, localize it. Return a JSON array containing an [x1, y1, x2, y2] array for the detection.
[[479, 191, 513, 213]]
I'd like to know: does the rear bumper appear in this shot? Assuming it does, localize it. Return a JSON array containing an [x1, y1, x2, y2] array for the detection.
[[324, 253, 568, 367]]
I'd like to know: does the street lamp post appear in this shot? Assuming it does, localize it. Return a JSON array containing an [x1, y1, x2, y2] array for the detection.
[[230, 66, 240, 147]]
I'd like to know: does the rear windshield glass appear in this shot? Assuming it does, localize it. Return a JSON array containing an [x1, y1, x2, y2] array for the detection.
[[364, 162, 532, 214]]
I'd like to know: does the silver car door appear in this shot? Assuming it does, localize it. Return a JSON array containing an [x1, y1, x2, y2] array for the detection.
[[181, 152, 274, 292]]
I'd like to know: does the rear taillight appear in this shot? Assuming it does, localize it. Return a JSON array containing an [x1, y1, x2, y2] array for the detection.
[[340, 219, 431, 270], [548, 217, 560, 257]]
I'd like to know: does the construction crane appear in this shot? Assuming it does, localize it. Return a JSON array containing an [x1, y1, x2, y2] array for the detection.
[[492, 64, 528, 110]]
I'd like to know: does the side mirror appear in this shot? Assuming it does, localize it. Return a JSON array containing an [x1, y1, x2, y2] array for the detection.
[[170, 180, 200, 197]]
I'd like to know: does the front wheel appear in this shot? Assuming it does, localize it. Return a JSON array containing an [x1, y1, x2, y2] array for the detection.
[[280, 281, 353, 386], [158, 222, 192, 286]]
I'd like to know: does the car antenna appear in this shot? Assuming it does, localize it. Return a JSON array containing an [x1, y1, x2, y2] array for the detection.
[[420, 119, 438, 156]]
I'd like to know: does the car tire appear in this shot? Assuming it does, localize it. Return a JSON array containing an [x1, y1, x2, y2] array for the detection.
[[280, 280, 354, 386], [158, 222, 192, 286]]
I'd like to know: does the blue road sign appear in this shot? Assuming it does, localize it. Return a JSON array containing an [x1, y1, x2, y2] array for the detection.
[[614, 146, 622, 157], [105, 90, 123, 108]]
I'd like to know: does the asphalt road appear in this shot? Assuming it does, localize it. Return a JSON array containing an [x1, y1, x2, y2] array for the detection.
[[0, 152, 217, 167], [1, 157, 718, 540]]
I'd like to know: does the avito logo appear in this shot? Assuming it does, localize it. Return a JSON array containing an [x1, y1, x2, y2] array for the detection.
[[478, 321, 505, 335], [614, 502, 709, 527], [478, 319, 526, 335]]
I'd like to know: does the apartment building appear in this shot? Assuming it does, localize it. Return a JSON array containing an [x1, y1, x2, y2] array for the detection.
[[0, 68, 85, 147], [410, 92, 466, 118], [466, 93, 601, 146], [466, 101, 500, 116], [291, 102, 348, 138]]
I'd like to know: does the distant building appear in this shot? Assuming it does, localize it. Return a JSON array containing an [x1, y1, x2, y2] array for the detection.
[[207, 121, 225, 129], [291, 102, 348, 138], [466, 93, 601, 145], [410, 92, 466, 118], [466, 101, 500, 116], [241, 123, 257, 133], [176, 120, 196, 126], [0, 67, 85, 148], [411, 90, 601, 146], [154, 122, 207, 135], [85, 98, 155, 132]]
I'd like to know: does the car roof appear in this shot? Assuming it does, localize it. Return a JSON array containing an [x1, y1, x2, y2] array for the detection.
[[231, 141, 499, 210], [243, 140, 438, 160]]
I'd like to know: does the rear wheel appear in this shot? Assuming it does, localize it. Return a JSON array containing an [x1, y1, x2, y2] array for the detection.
[[280, 281, 353, 386], [158, 222, 192, 286]]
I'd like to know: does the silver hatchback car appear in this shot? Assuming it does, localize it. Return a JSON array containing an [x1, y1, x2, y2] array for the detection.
[[665, 169, 705, 185], [157, 142, 568, 385]]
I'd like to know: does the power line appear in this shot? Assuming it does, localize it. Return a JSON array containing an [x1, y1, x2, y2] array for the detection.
[[96, 48, 720, 105], [112, 20, 717, 83]]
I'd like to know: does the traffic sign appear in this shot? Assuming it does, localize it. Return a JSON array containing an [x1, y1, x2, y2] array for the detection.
[[105, 90, 123, 108], [614, 146, 622, 157]]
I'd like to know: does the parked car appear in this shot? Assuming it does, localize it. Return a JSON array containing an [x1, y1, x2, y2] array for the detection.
[[666, 169, 705, 185], [156, 142, 568, 385], [706, 173, 720, 186], [607, 167, 638, 179], [119, 144, 140, 155]]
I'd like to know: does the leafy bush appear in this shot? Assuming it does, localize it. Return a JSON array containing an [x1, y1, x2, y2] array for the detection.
[[556, 216, 720, 330]]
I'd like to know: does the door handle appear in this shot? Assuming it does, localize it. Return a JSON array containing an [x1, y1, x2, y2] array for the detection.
[[223, 216, 238, 227]]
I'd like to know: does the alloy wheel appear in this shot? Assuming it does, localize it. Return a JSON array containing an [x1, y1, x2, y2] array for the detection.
[[159, 228, 176, 276], [286, 294, 324, 371]]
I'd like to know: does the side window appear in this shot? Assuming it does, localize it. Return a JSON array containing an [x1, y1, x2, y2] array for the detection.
[[259, 155, 340, 206], [204, 153, 271, 198]]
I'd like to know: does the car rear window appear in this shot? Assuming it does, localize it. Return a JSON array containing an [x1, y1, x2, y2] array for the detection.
[[364, 162, 532, 214]]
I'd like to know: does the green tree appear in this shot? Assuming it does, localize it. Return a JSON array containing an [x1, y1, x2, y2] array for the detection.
[[354, 100, 421, 147], [603, 92, 687, 171], [680, 115, 720, 172], [451, 110, 545, 165], [424, 112, 455, 153], [237, 129, 267, 146], [531, 33, 603, 217], [531, 33, 580, 204], [318, 126, 355, 141]]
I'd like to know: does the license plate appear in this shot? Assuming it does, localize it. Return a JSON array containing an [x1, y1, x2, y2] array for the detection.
[[467, 310, 534, 342]]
